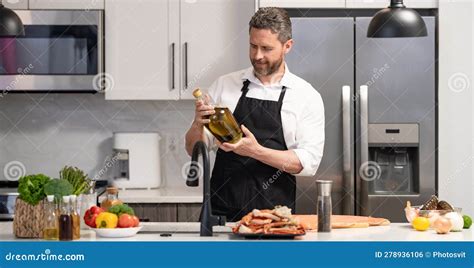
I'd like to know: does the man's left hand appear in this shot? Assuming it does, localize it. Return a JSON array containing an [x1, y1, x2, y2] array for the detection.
[[217, 125, 262, 158]]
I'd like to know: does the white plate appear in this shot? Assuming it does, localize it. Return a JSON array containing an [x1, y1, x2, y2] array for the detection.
[[92, 226, 142, 238]]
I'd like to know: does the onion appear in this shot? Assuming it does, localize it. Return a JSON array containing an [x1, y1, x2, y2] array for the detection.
[[433, 217, 452, 234]]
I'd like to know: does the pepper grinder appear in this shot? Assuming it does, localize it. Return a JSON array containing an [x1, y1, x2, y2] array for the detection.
[[316, 180, 332, 232]]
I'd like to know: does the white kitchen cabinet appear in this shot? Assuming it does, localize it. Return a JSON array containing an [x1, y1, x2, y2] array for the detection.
[[105, 0, 179, 100], [29, 0, 104, 10], [346, 0, 438, 9], [106, 0, 253, 100], [179, 0, 254, 99], [258, 0, 345, 8], [3, 0, 28, 9]]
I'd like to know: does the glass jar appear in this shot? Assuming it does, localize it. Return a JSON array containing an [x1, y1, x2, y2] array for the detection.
[[100, 187, 122, 211]]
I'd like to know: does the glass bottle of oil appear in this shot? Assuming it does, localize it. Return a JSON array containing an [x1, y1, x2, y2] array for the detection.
[[43, 195, 59, 240], [100, 187, 122, 211], [70, 195, 80, 240], [59, 196, 73, 241], [192, 88, 242, 144]]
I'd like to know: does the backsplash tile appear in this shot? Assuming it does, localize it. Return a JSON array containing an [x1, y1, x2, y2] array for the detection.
[[0, 93, 195, 188]]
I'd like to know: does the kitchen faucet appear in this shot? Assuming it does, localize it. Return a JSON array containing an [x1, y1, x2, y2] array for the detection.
[[186, 141, 226, 236]]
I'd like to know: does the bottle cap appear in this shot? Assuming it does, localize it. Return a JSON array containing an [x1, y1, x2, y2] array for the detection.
[[47, 195, 54, 202], [192, 88, 202, 98], [62, 195, 70, 203], [69, 195, 77, 202]]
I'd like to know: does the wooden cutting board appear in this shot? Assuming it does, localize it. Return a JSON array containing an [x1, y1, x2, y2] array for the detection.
[[293, 215, 390, 230]]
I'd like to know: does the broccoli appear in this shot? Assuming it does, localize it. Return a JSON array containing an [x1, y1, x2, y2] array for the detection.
[[44, 179, 74, 201], [108, 204, 135, 216]]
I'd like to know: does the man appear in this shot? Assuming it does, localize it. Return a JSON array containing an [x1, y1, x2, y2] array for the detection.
[[185, 7, 325, 221]]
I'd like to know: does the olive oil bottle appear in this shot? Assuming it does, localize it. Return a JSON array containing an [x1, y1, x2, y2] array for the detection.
[[43, 195, 59, 240], [193, 88, 242, 144], [70, 195, 81, 240]]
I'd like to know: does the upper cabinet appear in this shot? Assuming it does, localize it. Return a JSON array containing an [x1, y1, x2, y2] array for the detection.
[[258, 0, 345, 8], [105, 0, 177, 100], [29, 0, 104, 9], [179, 0, 254, 99], [3, 0, 28, 9], [105, 0, 254, 100], [346, 0, 438, 8], [258, 0, 437, 8]]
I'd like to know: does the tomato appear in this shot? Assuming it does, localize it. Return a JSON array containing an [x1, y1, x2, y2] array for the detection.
[[131, 215, 140, 227], [118, 214, 135, 228]]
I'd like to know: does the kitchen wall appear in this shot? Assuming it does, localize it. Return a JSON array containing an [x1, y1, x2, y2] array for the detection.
[[0, 94, 195, 188], [438, 0, 473, 216]]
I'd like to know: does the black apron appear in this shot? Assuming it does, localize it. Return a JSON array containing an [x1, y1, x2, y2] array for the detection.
[[210, 79, 296, 221]]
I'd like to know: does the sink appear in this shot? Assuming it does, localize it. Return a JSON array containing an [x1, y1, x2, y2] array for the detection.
[[139, 222, 234, 234]]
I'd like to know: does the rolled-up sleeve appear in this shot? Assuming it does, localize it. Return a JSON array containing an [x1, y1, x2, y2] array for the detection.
[[292, 92, 325, 176]]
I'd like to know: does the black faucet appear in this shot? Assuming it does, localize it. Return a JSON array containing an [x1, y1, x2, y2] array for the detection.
[[187, 141, 226, 236]]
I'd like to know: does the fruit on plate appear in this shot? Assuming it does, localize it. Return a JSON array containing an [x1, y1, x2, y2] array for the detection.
[[96, 212, 118, 228], [118, 214, 135, 228], [131, 215, 140, 227], [412, 217, 430, 231], [433, 217, 452, 234], [84, 206, 104, 228], [463, 215, 472, 229], [445, 212, 464, 232]]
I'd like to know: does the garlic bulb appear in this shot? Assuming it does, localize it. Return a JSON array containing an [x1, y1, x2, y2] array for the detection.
[[445, 212, 464, 232]]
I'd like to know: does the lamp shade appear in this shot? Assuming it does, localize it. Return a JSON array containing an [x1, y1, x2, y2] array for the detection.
[[0, 3, 25, 37], [367, 0, 427, 38]]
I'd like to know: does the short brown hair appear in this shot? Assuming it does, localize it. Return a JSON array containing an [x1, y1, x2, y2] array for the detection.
[[249, 7, 292, 43]]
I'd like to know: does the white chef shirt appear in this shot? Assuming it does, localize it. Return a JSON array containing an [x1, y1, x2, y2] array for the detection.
[[205, 63, 325, 177]]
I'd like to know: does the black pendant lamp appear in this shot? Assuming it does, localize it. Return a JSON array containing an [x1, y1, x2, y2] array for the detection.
[[0, 0, 24, 37], [367, 0, 427, 38]]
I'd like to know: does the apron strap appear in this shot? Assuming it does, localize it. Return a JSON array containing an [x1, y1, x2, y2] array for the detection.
[[278, 86, 287, 103], [241, 79, 251, 96]]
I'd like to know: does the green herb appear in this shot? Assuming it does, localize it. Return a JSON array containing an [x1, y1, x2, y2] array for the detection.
[[18, 174, 51, 205], [44, 179, 73, 201], [59, 166, 92, 195], [108, 204, 135, 216]]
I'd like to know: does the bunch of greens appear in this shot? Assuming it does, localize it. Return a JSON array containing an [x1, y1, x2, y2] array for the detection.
[[18, 174, 51, 205], [108, 204, 135, 216], [60, 166, 92, 195], [44, 179, 73, 201]]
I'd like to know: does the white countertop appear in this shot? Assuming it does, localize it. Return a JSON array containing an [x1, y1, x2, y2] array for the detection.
[[117, 187, 203, 203], [1, 222, 472, 242]]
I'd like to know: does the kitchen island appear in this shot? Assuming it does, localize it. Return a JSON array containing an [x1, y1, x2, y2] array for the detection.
[[0, 222, 472, 241]]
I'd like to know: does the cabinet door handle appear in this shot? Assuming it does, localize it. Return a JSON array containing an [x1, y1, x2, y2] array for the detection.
[[184, 42, 188, 89], [171, 43, 175, 90]]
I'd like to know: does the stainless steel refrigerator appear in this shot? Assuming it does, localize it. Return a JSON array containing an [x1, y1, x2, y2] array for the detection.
[[286, 16, 436, 222]]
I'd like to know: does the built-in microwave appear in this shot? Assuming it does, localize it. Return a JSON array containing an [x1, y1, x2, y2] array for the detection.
[[0, 10, 103, 93]]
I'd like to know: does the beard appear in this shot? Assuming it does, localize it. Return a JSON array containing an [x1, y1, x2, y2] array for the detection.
[[251, 57, 283, 77]]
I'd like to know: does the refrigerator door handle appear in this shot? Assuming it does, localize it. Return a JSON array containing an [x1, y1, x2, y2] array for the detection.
[[359, 85, 369, 215], [342, 85, 354, 215]]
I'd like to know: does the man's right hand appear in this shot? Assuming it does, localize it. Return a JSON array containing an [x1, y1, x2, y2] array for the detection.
[[193, 98, 215, 127]]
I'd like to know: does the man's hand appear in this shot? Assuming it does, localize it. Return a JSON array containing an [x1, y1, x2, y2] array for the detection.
[[217, 125, 262, 158], [193, 96, 215, 127]]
